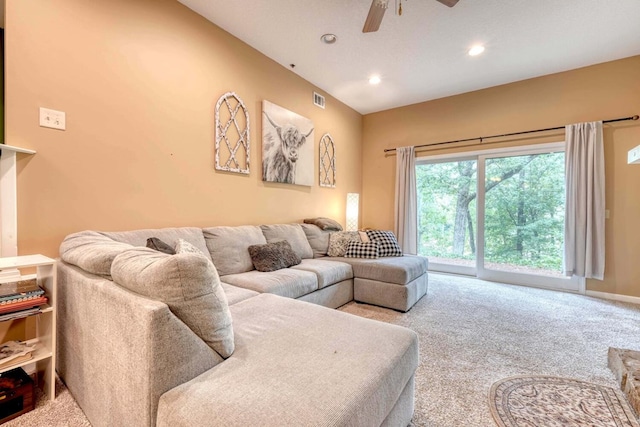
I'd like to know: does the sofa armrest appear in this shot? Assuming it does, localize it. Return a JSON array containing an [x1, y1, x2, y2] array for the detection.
[[57, 262, 222, 427]]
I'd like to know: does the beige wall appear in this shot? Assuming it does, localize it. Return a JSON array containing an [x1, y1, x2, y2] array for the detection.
[[6, 0, 639, 298], [5, 0, 362, 258], [362, 56, 640, 298]]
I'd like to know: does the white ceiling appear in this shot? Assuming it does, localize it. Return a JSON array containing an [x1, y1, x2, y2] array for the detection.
[[178, 0, 640, 115]]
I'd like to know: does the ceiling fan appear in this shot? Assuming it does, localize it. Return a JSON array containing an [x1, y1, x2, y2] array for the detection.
[[363, 0, 459, 33]]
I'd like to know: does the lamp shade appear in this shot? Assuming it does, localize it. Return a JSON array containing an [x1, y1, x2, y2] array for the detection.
[[346, 193, 359, 232]]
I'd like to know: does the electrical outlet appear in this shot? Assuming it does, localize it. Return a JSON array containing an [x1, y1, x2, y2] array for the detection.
[[39, 107, 66, 130]]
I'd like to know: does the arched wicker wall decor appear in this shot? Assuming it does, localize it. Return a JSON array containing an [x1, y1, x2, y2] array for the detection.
[[319, 133, 336, 188], [215, 92, 250, 174]]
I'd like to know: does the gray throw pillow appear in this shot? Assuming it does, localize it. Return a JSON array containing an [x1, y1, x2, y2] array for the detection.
[[146, 237, 176, 255], [248, 241, 302, 272], [303, 217, 343, 231], [327, 231, 361, 257], [111, 239, 234, 358]]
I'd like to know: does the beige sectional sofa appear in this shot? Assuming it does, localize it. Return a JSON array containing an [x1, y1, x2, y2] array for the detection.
[[57, 223, 428, 427]]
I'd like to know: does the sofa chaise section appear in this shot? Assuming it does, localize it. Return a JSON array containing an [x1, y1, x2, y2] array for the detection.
[[327, 255, 429, 312], [157, 294, 419, 427]]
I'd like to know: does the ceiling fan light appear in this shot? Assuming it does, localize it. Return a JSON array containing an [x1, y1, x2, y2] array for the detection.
[[468, 45, 485, 56]]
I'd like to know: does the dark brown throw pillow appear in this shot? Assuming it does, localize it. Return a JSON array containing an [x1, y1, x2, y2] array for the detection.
[[303, 217, 343, 231], [146, 237, 176, 255], [248, 241, 302, 272]]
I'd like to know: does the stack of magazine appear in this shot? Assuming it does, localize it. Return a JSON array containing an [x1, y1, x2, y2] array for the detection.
[[0, 279, 48, 320], [0, 341, 36, 368]]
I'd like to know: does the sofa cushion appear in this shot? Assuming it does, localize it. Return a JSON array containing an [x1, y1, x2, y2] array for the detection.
[[221, 269, 317, 299], [60, 230, 134, 276], [103, 227, 212, 261], [327, 231, 360, 257], [345, 241, 379, 259], [365, 230, 403, 257], [156, 294, 419, 427], [326, 255, 428, 285], [300, 224, 333, 258], [260, 224, 314, 259], [146, 237, 176, 255], [291, 259, 353, 289], [248, 241, 301, 272], [303, 217, 343, 231], [221, 283, 259, 306], [203, 226, 267, 276], [355, 275, 428, 312], [111, 243, 235, 358]]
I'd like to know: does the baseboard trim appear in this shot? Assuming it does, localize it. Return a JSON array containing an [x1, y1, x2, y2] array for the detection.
[[586, 290, 640, 305]]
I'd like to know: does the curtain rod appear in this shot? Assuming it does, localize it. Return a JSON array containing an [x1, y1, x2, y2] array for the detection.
[[383, 115, 639, 153]]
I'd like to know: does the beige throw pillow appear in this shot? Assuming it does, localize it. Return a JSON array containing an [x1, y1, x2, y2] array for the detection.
[[111, 239, 234, 358], [327, 231, 361, 257]]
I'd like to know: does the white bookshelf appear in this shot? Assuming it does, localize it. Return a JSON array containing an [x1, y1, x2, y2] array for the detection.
[[0, 254, 56, 401], [0, 144, 36, 259]]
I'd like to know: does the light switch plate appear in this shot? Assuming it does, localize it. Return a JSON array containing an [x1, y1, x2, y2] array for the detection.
[[39, 107, 66, 130], [628, 145, 640, 164]]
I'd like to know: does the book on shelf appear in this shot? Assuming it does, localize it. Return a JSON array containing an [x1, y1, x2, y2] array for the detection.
[[0, 279, 44, 304], [0, 296, 48, 315], [0, 307, 41, 322], [0, 341, 35, 368]]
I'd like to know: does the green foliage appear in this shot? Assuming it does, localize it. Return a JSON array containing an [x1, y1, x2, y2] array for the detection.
[[416, 152, 565, 273], [416, 160, 477, 259]]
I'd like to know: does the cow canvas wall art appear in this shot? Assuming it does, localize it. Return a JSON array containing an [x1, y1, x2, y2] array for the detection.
[[262, 100, 314, 186]]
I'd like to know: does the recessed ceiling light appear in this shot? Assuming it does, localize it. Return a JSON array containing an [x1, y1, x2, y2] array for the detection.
[[321, 34, 337, 44], [369, 75, 382, 85], [468, 45, 485, 56]]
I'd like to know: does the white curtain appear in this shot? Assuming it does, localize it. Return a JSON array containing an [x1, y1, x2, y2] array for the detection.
[[564, 121, 605, 280], [395, 146, 418, 254]]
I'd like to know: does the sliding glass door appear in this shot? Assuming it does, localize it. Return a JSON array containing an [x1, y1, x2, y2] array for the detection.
[[416, 158, 478, 276], [416, 143, 583, 293]]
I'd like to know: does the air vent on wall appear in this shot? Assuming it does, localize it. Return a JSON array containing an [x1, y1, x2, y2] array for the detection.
[[313, 92, 325, 109]]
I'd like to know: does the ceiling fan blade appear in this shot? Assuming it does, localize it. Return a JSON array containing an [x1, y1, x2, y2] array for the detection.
[[435, 0, 459, 7], [363, 0, 388, 33]]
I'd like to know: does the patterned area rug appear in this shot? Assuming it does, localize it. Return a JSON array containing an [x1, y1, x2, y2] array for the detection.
[[490, 376, 640, 427]]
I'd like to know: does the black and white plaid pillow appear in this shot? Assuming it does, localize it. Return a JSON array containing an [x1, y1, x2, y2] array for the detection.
[[365, 230, 402, 257], [344, 241, 379, 259]]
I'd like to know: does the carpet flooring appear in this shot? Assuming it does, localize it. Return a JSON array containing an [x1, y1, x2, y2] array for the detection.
[[5, 273, 640, 426]]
